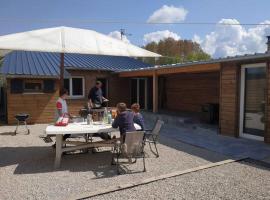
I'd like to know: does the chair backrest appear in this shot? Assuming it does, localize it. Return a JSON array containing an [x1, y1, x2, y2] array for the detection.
[[151, 120, 164, 136], [124, 131, 145, 156]]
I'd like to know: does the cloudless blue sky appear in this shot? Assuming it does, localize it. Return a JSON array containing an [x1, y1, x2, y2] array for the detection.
[[0, 0, 269, 45]]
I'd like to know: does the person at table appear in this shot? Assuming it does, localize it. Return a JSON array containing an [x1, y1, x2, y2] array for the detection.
[[88, 81, 108, 108], [55, 88, 70, 142], [131, 103, 145, 131], [112, 102, 136, 142]]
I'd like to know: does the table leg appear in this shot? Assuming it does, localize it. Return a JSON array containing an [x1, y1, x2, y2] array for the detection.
[[54, 135, 63, 169]]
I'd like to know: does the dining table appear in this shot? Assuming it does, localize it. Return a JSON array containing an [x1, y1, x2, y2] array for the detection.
[[45, 122, 141, 169]]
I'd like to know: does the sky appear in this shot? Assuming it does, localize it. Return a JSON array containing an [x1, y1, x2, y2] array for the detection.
[[1, 0, 270, 58]]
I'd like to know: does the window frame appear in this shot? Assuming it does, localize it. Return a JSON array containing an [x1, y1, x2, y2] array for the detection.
[[64, 76, 85, 99], [23, 80, 44, 94]]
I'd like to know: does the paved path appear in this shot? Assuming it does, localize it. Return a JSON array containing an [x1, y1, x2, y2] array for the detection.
[[159, 124, 270, 160]]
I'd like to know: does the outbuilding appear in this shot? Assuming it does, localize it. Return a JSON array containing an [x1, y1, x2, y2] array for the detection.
[[1, 49, 270, 143]]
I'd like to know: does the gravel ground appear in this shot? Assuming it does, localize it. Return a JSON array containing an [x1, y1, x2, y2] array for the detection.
[[0, 124, 229, 200], [90, 161, 270, 200]]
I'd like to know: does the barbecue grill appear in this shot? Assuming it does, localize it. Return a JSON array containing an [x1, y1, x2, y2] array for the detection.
[[14, 113, 30, 135]]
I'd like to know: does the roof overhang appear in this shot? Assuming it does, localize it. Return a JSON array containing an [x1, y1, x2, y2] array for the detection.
[[119, 63, 221, 77]]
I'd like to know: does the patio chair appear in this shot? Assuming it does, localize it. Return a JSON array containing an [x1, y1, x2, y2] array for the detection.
[[111, 131, 146, 174], [144, 120, 164, 158]]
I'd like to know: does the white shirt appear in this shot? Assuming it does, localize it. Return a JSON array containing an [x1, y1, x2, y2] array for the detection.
[[56, 97, 68, 119]]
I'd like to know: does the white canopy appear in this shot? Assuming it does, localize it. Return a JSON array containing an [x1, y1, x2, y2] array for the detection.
[[0, 26, 161, 57]]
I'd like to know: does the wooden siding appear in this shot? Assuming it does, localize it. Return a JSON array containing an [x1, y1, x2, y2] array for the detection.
[[7, 79, 59, 124], [157, 63, 220, 75], [6, 71, 131, 124], [118, 63, 220, 77], [163, 72, 220, 112], [108, 75, 131, 107], [219, 62, 240, 137]]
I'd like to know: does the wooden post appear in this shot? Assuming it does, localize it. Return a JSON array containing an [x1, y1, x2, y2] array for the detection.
[[153, 71, 158, 113], [265, 60, 270, 143], [59, 53, 65, 91]]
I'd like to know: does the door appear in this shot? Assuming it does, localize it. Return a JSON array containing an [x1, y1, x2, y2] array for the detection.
[[131, 78, 148, 109], [239, 63, 266, 141]]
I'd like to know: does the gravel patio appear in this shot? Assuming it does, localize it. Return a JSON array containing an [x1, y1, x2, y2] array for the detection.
[[0, 123, 269, 200]]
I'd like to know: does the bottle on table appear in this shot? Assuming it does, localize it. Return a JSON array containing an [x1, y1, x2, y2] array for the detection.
[[103, 108, 108, 124], [87, 114, 93, 125], [107, 111, 112, 124]]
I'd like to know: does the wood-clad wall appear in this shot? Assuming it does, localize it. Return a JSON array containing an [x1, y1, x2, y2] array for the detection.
[[7, 79, 59, 124], [219, 62, 240, 137], [6, 71, 131, 124], [163, 72, 220, 112], [108, 75, 131, 107]]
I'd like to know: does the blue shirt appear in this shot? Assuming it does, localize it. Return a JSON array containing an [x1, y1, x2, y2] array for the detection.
[[88, 86, 103, 105], [112, 111, 136, 135], [133, 113, 145, 131]]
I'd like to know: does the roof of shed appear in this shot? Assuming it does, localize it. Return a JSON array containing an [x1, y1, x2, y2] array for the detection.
[[120, 52, 270, 72], [0, 50, 153, 77]]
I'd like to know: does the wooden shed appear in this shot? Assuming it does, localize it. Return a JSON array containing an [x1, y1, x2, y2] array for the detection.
[[0, 51, 149, 124], [119, 53, 270, 143]]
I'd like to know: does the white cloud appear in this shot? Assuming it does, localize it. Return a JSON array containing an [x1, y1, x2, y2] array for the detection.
[[196, 18, 270, 58], [147, 5, 188, 23], [192, 34, 202, 44], [144, 30, 181, 44], [108, 31, 130, 43]]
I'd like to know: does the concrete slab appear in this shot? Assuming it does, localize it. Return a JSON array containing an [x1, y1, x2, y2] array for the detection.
[[143, 112, 270, 161]]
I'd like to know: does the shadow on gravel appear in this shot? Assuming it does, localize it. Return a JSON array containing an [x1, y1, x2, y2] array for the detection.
[[0, 146, 124, 178], [241, 158, 270, 171], [0, 132, 14, 136]]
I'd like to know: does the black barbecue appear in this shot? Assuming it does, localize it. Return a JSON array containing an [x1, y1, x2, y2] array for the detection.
[[14, 113, 30, 135]]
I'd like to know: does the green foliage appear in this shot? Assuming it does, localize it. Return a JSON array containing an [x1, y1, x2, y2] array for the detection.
[[143, 38, 211, 65]]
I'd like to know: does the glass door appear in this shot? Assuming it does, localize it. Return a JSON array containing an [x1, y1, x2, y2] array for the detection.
[[131, 78, 148, 109], [240, 63, 266, 141]]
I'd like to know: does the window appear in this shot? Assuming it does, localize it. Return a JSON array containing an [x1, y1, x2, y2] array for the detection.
[[64, 77, 84, 98], [24, 80, 43, 93]]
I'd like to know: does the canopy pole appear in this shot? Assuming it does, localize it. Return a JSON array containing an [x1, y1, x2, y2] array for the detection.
[[59, 53, 64, 91]]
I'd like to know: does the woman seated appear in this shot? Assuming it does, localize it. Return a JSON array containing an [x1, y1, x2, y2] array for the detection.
[[112, 102, 136, 142], [131, 103, 145, 131]]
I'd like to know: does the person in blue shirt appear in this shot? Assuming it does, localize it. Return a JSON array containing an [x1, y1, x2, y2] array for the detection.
[[131, 103, 145, 131], [88, 81, 108, 108], [112, 102, 136, 142]]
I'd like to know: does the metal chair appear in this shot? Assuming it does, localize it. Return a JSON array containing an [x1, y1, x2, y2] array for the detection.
[[144, 120, 164, 157], [112, 131, 146, 174]]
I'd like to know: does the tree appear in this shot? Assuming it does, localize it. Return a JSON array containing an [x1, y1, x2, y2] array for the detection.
[[143, 38, 211, 65]]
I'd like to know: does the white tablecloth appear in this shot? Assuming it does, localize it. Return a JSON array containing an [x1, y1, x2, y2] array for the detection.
[[46, 122, 141, 135]]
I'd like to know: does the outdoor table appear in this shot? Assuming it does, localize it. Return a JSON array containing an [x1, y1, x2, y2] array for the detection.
[[45, 122, 141, 169]]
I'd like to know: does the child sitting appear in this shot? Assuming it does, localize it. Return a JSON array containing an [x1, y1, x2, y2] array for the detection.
[[131, 103, 145, 131]]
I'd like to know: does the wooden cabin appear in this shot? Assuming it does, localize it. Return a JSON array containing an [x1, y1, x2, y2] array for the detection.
[[0, 51, 147, 124], [119, 54, 270, 143], [1, 50, 270, 143]]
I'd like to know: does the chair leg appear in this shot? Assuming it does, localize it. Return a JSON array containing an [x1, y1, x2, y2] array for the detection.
[[142, 152, 146, 172], [116, 151, 120, 174], [153, 140, 159, 158], [148, 141, 153, 152], [111, 147, 116, 165]]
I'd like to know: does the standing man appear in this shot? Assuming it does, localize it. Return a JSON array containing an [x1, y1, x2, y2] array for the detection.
[[88, 81, 108, 108]]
